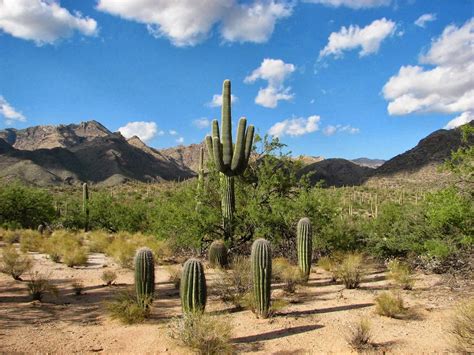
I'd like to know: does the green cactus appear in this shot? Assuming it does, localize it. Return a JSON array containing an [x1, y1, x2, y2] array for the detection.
[[82, 182, 89, 232], [251, 238, 272, 318], [206, 80, 254, 242], [134, 247, 155, 308], [180, 258, 207, 313], [196, 146, 205, 212], [208, 240, 228, 268], [297, 217, 312, 281]]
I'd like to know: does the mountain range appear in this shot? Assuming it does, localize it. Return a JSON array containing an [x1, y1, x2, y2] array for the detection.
[[0, 120, 471, 187]]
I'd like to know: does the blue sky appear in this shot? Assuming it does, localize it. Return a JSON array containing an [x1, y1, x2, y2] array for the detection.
[[0, 0, 472, 159]]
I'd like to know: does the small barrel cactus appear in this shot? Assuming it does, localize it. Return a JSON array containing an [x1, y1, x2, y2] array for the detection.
[[208, 240, 228, 268], [297, 217, 312, 281], [180, 258, 207, 313], [251, 238, 272, 318], [134, 247, 155, 308]]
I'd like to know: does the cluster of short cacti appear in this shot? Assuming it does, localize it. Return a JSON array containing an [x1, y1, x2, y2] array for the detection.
[[297, 217, 312, 282], [180, 258, 207, 313], [205, 80, 254, 242], [134, 247, 155, 308], [208, 240, 228, 268]]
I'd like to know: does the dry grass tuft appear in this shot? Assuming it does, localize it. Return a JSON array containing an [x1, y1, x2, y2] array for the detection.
[[213, 256, 252, 309], [273, 257, 303, 293], [71, 280, 84, 296], [106, 290, 151, 324], [337, 253, 365, 289], [0, 245, 33, 280], [165, 265, 182, 289], [375, 291, 405, 318], [101, 270, 117, 286], [387, 259, 415, 290], [449, 298, 474, 353], [347, 318, 373, 350], [27, 272, 58, 301]]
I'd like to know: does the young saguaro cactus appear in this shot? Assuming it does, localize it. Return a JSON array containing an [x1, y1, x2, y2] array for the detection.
[[134, 247, 155, 308], [297, 217, 312, 282], [180, 258, 207, 313], [196, 146, 205, 212], [82, 182, 89, 231], [251, 238, 272, 318], [205, 80, 255, 242], [208, 240, 228, 268]]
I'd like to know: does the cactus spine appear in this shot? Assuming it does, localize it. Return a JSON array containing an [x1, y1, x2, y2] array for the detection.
[[206, 80, 254, 243], [208, 240, 228, 268], [82, 182, 89, 231], [180, 258, 207, 313], [297, 217, 312, 281], [251, 239, 272, 318], [134, 247, 155, 308]]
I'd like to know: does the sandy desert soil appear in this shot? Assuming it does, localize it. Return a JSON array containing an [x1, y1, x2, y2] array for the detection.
[[0, 246, 472, 354]]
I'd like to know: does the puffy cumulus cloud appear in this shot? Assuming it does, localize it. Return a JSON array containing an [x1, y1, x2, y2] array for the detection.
[[97, 0, 292, 47], [176, 137, 185, 144], [193, 118, 211, 129], [0, 96, 26, 125], [244, 58, 295, 108], [414, 13, 437, 28], [0, 0, 97, 45], [323, 124, 360, 136], [221, 1, 292, 43], [118, 121, 160, 142], [207, 94, 238, 107], [169, 130, 178, 135], [320, 18, 396, 58], [268, 115, 320, 137], [302, 0, 390, 9], [383, 19, 474, 117], [444, 111, 473, 130]]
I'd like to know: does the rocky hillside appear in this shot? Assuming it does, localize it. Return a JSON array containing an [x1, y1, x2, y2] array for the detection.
[[0, 121, 194, 186]]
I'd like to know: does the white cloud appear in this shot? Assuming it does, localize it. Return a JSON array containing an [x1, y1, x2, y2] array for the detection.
[[0, 96, 26, 125], [0, 0, 98, 45], [303, 0, 391, 9], [444, 111, 473, 130], [244, 58, 295, 108], [97, 0, 292, 47], [268, 115, 320, 137], [319, 18, 396, 58], [169, 130, 178, 136], [323, 124, 360, 136], [193, 118, 211, 129], [207, 94, 238, 107], [414, 13, 436, 28], [118, 121, 159, 142], [383, 19, 474, 117], [176, 137, 185, 144]]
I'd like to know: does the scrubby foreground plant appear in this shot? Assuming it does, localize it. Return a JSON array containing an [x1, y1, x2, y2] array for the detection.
[[168, 311, 233, 355], [449, 298, 474, 353], [214, 256, 252, 309], [107, 290, 150, 324], [347, 318, 373, 351], [387, 259, 415, 290], [27, 272, 58, 301], [251, 238, 272, 318], [337, 253, 365, 289], [375, 292, 405, 318], [273, 257, 303, 293], [0, 245, 33, 280]]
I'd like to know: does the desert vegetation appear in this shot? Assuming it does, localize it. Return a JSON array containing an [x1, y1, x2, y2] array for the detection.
[[0, 82, 472, 354]]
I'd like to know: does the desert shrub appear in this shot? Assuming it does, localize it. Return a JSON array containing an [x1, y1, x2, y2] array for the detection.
[[106, 290, 150, 324], [375, 292, 405, 318], [318, 253, 344, 281], [106, 232, 142, 268], [347, 318, 372, 350], [273, 257, 303, 293], [0, 184, 55, 229], [27, 272, 58, 301], [101, 270, 117, 286], [62, 246, 88, 267], [336, 253, 365, 289], [168, 311, 233, 355], [72, 280, 84, 295], [0, 245, 33, 280], [165, 265, 182, 289], [387, 259, 414, 290], [43, 231, 88, 266], [1, 229, 21, 244], [423, 239, 453, 261], [19, 229, 43, 252], [87, 231, 113, 253], [449, 299, 474, 353], [213, 256, 252, 308]]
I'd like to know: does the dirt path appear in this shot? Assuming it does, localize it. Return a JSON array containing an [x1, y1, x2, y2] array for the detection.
[[0, 249, 472, 354]]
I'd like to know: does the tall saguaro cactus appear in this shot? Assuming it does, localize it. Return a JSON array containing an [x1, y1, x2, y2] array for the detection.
[[206, 80, 255, 242], [297, 217, 312, 282], [82, 182, 89, 231], [181, 258, 207, 313], [134, 247, 155, 308], [251, 238, 272, 318]]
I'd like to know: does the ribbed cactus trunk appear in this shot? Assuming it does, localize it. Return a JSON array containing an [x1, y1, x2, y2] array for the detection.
[[205, 80, 254, 245], [134, 247, 155, 308], [82, 183, 89, 232], [208, 240, 228, 268], [180, 258, 207, 313], [196, 146, 205, 213], [297, 217, 312, 282], [251, 239, 272, 318]]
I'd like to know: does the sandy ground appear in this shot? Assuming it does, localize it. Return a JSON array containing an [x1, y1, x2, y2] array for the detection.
[[1, 247, 472, 354]]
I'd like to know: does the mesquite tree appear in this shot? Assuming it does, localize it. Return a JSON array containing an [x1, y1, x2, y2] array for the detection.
[[205, 79, 254, 243]]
